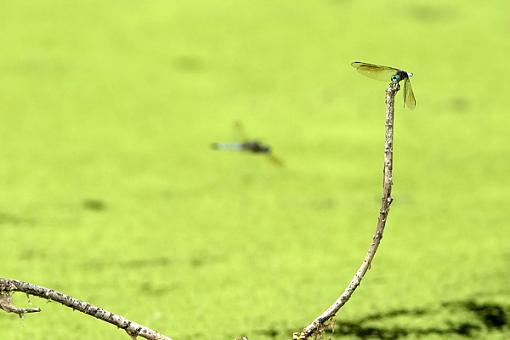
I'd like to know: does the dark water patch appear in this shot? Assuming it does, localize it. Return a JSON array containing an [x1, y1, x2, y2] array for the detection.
[[82, 199, 107, 211], [255, 328, 278, 338], [19, 249, 47, 261], [444, 300, 508, 330], [449, 97, 470, 113], [330, 321, 408, 339], [311, 299, 510, 339], [190, 257, 205, 267], [189, 254, 225, 268], [452, 322, 481, 336], [466, 302, 507, 329], [120, 256, 173, 268], [139, 281, 178, 297], [83, 256, 173, 270], [84, 254, 224, 271], [255, 328, 279, 338], [83, 260, 108, 270], [329, 319, 479, 339], [407, 5, 455, 22], [310, 197, 337, 211], [358, 307, 426, 323], [173, 56, 203, 72], [190, 256, 219, 267], [0, 212, 35, 226]]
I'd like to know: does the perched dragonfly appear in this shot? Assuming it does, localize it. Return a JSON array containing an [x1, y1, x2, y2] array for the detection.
[[212, 122, 284, 166], [351, 61, 416, 109]]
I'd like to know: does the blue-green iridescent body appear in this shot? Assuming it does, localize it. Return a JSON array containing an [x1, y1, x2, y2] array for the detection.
[[391, 70, 410, 83], [351, 61, 416, 109], [212, 141, 271, 154]]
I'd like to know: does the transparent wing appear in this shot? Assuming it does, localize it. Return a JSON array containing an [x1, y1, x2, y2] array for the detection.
[[267, 153, 284, 167], [233, 121, 248, 142], [403, 78, 416, 110], [351, 62, 398, 82]]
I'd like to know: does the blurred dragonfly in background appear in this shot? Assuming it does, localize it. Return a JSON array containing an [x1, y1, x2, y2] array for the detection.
[[212, 122, 284, 166], [351, 61, 416, 110]]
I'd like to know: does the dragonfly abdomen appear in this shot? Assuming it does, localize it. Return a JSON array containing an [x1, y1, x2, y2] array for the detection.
[[211, 143, 245, 151]]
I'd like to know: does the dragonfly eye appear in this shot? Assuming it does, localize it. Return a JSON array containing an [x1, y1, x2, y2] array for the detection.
[[391, 75, 400, 82]]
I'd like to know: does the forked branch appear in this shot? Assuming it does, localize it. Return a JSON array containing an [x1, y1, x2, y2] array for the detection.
[[0, 278, 172, 340], [0, 291, 41, 316], [294, 81, 400, 339]]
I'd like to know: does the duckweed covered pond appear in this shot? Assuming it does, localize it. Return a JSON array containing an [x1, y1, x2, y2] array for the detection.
[[1, 1, 509, 339]]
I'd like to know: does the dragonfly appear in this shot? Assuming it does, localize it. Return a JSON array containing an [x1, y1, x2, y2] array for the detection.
[[351, 61, 416, 109], [212, 122, 284, 166]]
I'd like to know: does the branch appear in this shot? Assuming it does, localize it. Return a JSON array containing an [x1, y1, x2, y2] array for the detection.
[[0, 291, 41, 316], [294, 81, 400, 339], [0, 278, 172, 340]]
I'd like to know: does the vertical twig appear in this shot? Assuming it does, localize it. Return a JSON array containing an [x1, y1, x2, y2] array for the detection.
[[294, 81, 400, 339], [0, 278, 172, 340]]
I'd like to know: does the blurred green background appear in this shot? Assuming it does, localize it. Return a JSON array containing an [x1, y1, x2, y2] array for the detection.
[[1, 1, 509, 339]]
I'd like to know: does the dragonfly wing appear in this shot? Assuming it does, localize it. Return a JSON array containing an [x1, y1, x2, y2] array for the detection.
[[267, 153, 284, 167], [403, 78, 416, 110], [351, 62, 398, 82], [233, 121, 248, 142]]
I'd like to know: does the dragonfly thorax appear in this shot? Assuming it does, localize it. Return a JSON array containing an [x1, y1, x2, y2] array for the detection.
[[244, 141, 271, 153], [391, 70, 409, 83]]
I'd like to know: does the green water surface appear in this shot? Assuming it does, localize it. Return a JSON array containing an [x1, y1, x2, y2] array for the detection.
[[1, 1, 509, 339]]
